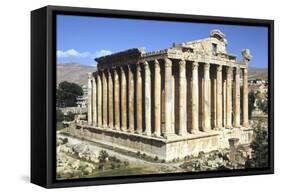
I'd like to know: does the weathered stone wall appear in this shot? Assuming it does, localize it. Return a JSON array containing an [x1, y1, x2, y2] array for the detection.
[[63, 125, 253, 161]]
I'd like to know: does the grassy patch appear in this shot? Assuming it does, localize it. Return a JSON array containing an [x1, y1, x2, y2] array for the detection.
[[56, 122, 64, 131]]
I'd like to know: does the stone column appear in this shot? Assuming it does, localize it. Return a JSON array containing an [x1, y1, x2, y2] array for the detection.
[[216, 65, 223, 128], [226, 66, 233, 128], [234, 66, 241, 128], [120, 67, 127, 131], [203, 63, 211, 131], [223, 79, 227, 127], [228, 138, 239, 163], [113, 69, 120, 130], [154, 59, 161, 137], [108, 71, 114, 129], [97, 73, 102, 127], [243, 68, 249, 127], [178, 60, 187, 136], [92, 75, 97, 126], [128, 65, 134, 133], [102, 71, 108, 128], [136, 64, 142, 134], [87, 73, 92, 125], [144, 61, 152, 136], [191, 61, 199, 134], [163, 58, 173, 138]]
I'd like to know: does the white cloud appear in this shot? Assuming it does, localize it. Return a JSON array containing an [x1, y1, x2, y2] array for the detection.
[[94, 49, 112, 58], [57, 49, 91, 58], [57, 49, 112, 59]]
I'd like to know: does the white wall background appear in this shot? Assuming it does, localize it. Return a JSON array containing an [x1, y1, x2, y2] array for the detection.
[[0, 0, 278, 192]]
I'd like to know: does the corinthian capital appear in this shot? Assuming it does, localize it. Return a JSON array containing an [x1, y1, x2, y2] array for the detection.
[[217, 65, 222, 72], [192, 61, 199, 70], [179, 60, 186, 68], [144, 61, 149, 69], [88, 72, 93, 79], [164, 57, 172, 68]]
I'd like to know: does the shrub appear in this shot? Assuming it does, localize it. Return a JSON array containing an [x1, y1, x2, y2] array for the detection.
[[250, 123, 268, 168], [98, 150, 109, 163], [64, 111, 75, 121], [110, 163, 116, 169], [154, 156, 159, 161], [123, 161, 130, 166], [98, 163, 104, 171], [56, 109, 64, 122]]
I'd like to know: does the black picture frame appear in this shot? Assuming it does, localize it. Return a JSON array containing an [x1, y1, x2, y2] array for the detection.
[[31, 5, 274, 188]]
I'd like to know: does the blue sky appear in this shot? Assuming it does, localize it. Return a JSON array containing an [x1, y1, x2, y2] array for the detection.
[[57, 15, 268, 68]]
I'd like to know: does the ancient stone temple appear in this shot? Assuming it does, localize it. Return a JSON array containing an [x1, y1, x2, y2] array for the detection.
[[74, 29, 253, 161]]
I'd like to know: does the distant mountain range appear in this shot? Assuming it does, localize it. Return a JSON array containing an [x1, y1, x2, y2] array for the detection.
[[57, 63, 268, 86], [247, 66, 268, 80], [57, 63, 96, 86]]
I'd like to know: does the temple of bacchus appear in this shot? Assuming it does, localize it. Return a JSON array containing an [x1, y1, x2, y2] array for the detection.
[[69, 29, 253, 161]]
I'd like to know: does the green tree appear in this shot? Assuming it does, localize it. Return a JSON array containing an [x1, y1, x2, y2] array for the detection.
[[98, 150, 109, 163], [56, 109, 64, 122], [248, 91, 255, 119], [250, 123, 268, 168], [257, 99, 268, 114], [56, 81, 83, 107], [64, 111, 75, 121]]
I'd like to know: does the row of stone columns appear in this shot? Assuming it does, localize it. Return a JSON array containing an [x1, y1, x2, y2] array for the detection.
[[87, 58, 249, 138]]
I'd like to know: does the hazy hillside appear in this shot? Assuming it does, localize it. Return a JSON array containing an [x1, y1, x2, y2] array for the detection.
[[57, 63, 268, 86], [248, 66, 268, 80], [57, 63, 96, 86]]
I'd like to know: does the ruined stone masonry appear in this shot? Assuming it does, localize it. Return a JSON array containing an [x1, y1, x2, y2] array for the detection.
[[74, 29, 253, 161]]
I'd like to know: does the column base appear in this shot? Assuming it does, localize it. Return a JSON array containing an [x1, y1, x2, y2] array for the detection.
[[178, 130, 188, 136], [143, 131, 152, 136], [152, 132, 162, 138], [190, 129, 199, 134], [127, 128, 134, 133], [216, 125, 223, 129], [135, 129, 143, 134], [202, 128, 211, 132], [121, 127, 127, 131]]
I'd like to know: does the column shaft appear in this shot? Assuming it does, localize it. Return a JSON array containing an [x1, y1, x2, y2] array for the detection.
[[102, 71, 108, 127], [121, 67, 127, 131], [191, 61, 199, 133], [87, 73, 92, 125], [114, 70, 120, 130], [163, 58, 173, 138], [154, 60, 161, 137], [128, 66, 134, 132], [97, 74, 102, 127], [216, 65, 223, 128], [144, 61, 151, 136], [108, 71, 114, 128], [243, 68, 249, 127], [234, 66, 241, 127], [226, 66, 233, 128], [92, 75, 97, 126], [136, 64, 142, 133], [203, 63, 211, 131], [178, 60, 187, 135]]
